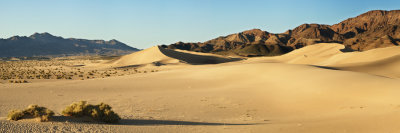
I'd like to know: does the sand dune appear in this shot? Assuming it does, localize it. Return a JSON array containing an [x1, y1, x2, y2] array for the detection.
[[108, 46, 181, 66], [108, 46, 241, 67], [268, 43, 400, 65], [271, 43, 346, 65], [1, 60, 400, 132], [251, 43, 400, 78], [334, 55, 400, 78], [1, 43, 400, 132], [321, 45, 400, 66]]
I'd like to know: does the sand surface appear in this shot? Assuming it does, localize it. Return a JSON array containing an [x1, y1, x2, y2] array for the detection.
[[1, 43, 400, 132], [250, 43, 400, 78]]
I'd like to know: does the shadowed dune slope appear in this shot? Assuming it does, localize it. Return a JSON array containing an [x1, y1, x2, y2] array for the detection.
[[108, 46, 242, 66]]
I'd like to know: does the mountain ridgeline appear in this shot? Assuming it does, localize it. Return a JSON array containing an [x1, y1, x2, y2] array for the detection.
[[0, 33, 139, 57], [165, 10, 400, 57]]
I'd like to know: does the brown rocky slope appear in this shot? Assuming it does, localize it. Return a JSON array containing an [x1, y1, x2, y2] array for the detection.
[[166, 10, 399, 57]]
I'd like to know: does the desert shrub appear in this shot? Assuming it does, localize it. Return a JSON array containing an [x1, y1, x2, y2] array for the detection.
[[7, 104, 54, 122], [62, 101, 121, 123], [7, 110, 24, 121]]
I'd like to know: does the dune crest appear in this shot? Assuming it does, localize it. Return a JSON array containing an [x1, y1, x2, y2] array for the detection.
[[108, 46, 241, 67], [109, 46, 179, 66], [271, 43, 345, 65]]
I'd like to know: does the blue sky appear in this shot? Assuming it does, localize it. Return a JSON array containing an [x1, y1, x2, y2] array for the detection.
[[0, 0, 399, 49]]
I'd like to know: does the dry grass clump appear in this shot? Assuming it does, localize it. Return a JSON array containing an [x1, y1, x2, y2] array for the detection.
[[62, 101, 121, 123], [7, 105, 55, 122]]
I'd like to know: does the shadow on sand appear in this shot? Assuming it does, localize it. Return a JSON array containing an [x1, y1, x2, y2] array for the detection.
[[310, 65, 340, 70], [50, 116, 261, 126], [119, 119, 261, 126]]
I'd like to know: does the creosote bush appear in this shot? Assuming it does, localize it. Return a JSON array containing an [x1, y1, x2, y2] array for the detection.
[[62, 101, 121, 123], [7, 104, 55, 122]]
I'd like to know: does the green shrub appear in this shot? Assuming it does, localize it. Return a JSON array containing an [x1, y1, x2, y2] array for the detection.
[[62, 101, 121, 123], [7, 104, 54, 122]]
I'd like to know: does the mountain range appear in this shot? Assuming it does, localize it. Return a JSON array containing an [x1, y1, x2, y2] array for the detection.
[[0, 33, 139, 57], [2, 10, 399, 58], [165, 10, 400, 57]]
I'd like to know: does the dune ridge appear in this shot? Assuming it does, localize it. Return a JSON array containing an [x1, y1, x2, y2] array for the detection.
[[108, 46, 241, 67], [109, 46, 180, 66]]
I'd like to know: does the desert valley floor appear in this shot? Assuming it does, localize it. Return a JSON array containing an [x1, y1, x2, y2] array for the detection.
[[1, 43, 400, 132]]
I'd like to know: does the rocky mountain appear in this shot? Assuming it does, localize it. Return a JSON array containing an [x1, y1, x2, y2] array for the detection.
[[166, 10, 400, 57], [0, 33, 139, 57], [285, 24, 344, 48], [166, 29, 293, 57], [331, 10, 400, 51]]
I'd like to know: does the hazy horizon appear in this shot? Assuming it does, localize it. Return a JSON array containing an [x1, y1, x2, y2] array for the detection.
[[1, 0, 399, 49]]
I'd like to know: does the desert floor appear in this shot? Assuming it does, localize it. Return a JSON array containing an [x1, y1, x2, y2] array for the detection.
[[1, 43, 400, 133]]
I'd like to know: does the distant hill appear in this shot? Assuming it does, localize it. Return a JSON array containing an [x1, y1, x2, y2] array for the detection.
[[166, 10, 400, 57], [0, 32, 139, 57]]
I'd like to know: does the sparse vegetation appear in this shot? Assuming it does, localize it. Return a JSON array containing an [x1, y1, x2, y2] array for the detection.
[[0, 58, 153, 83], [7, 105, 54, 122], [62, 101, 121, 123]]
